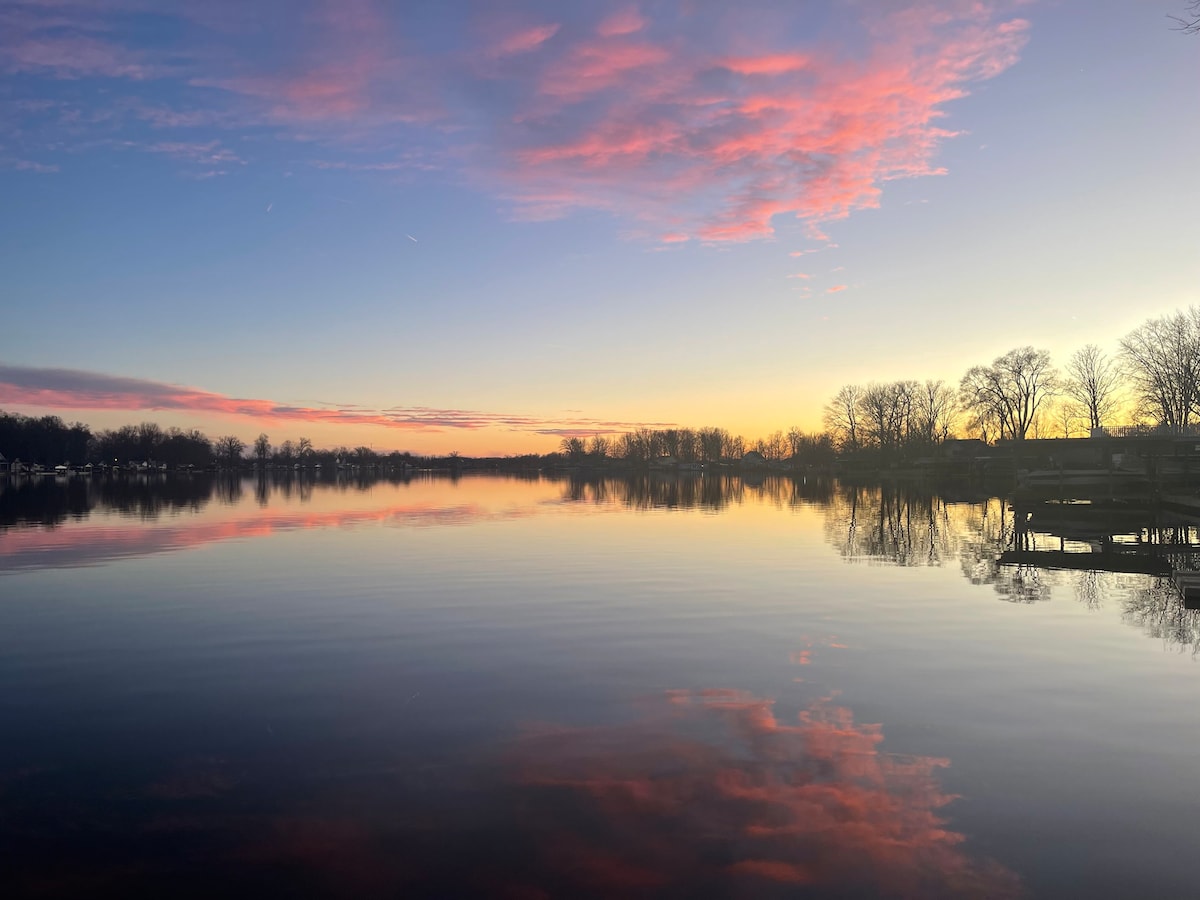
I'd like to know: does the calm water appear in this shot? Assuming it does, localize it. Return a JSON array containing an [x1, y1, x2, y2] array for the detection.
[[2, 473, 1199, 898]]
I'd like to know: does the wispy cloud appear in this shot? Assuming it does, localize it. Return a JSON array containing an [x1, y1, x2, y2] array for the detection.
[[488, 23, 560, 58], [494, 2, 1029, 242], [827, 284, 848, 293], [2, 1, 1032, 247], [0, 364, 673, 435], [147, 140, 244, 166], [0, 155, 58, 173], [596, 6, 648, 38], [0, 1, 158, 80]]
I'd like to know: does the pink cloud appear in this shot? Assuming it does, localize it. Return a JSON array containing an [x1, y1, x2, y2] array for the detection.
[[660, 232, 690, 243], [597, 6, 648, 37], [827, 284, 848, 293], [3, 1, 1032, 248], [191, 2, 441, 129], [490, 23, 560, 57], [498, 3, 1030, 243], [786, 272, 811, 280], [720, 53, 812, 75], [0, 364, 673, 436], [0, 502, 538, 572], [539, 38, 671, 98]]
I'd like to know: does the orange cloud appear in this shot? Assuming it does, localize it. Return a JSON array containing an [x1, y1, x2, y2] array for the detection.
[[828, 284, 848, 293], [0, 364, 675, 435]]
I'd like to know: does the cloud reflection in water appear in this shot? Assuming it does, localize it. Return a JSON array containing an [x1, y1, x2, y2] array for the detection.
[[0, 686, 1019, 898]]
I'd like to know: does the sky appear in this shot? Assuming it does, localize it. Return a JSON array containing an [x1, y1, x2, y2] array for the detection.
[[1, 0, 1197, 456]]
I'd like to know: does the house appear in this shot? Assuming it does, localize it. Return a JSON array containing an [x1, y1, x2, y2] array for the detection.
[[740, 450, 767, 470]]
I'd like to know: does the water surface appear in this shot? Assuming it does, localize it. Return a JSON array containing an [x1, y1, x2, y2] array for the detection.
[[2, 473, 1198, 898]]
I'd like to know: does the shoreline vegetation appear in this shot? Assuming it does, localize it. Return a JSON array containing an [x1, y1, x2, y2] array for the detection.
[[5, 306, 1200, 486]]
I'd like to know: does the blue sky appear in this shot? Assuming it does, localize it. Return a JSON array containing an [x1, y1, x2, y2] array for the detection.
[[1, 0, 1197, 454]]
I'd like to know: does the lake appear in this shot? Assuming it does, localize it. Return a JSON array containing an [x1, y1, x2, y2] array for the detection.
[[2, 472, 1198, 898]]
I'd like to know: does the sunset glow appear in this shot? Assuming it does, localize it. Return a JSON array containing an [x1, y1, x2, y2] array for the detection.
[[2, 1, 1197, 454]]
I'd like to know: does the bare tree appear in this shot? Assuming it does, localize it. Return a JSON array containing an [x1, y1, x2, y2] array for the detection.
[[823, 384, 863, 451], [1064, 344, 1121, 432], [787, 426, 804, 459], [914, 379, 957, 446], [1053, 400, 1082, 438], [1119, 307, 1200, 429], [253, 433, 271, 463], [698, 427, 727, 463], [1170, 0, 1200, 33], [214, 435, 245, 465], [858, 381, 916, 454], [676, 429, 699, 463], [959, 347, 1059, 441], [560, 436, 586, 462], [756, 430, 787, 461]]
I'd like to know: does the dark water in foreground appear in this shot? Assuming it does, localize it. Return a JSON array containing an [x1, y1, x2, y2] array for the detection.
[[2, 473, 1199, 898]]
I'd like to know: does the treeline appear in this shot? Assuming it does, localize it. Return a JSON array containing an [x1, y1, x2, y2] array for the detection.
[[0, 413, 424, 470], [559, 427, 835, 467], [5, 306, 1197, 471], [1, 413, 95, 466], [821, 305, 1200, 458], [0, 414, 229, 468]]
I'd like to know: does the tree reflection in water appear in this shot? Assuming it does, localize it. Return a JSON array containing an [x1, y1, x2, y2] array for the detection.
[[1122, 578, 1200, 656], [5, 473, 1198, 654]]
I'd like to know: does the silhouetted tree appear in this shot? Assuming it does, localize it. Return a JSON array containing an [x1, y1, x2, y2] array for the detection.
[[1170, 1, 1200, 33], [587, 435, 610, 460], [698, 427, 727, 463], [214, 435, 245, 465], [254, 433, 271, 464], [1064, 344, 1120, 432], [859, 381, 917, 455], [1052, 400, 1083, 438], [823, 384, 863, 451], [959, 347, 1058, 441], [1119, 307, 1200, 429], [914, 380, 957, 447], [159, 428, 212, 467], [560, 436, 587, 463], [0, 412, 92, 464]]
